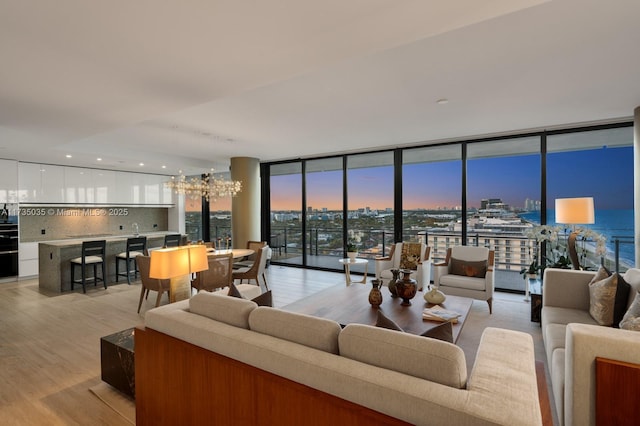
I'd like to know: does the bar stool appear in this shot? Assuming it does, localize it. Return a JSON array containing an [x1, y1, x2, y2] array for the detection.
[[71, 240, 107, 293], [163, 234, 181, 247], [116, 236, 147, 284]]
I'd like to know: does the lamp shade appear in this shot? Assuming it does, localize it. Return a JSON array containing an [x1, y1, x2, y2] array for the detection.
[[149, 245, 209, 279], [187, 244, 209, 274], [555, 197, 595, 225]]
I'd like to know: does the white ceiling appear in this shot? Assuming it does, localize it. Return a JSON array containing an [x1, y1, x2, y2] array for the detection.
[[1, 0, 639, 176]]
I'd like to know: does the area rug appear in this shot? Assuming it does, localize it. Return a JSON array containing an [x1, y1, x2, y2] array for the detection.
[[89, 382, 135, 425]]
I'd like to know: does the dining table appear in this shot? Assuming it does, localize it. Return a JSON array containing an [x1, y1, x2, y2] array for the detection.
[[206, 248, 254, 259]]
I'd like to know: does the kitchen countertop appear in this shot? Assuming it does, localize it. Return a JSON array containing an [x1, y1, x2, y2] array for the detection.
[[38, 231, 180, 247]]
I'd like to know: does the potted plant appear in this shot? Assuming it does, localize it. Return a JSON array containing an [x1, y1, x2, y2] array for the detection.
[[519, 259, 542, 280], [346, 241, 358, 261]]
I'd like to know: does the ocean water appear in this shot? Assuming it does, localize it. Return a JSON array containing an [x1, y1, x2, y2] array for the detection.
[[519, 209, 635, 265]]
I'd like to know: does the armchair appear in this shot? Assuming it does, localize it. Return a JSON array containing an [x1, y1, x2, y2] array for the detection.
[[375, 242, 431, 291], [433, 246, 494, 313]]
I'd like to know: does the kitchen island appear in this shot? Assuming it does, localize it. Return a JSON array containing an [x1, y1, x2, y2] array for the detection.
[[38, 233, 183, 293]]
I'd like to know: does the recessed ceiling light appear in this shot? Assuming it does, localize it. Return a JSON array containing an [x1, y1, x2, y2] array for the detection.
[[66, 154, 72, 158], [139, 162, 144, 166], [161, 165, 166, 169], [96, 158, 102, 161], [436, 98, 449, 105]]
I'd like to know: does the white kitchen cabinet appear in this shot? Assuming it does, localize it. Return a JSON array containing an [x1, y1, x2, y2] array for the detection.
[[64, 167, 94, 203], [40, 165, 65, 203], [93, 169, 116, 204], [0, 159, 18, 203], [114, 171, 133, 204], [18, 162, 173, 206], [18, 241, 39, 277], [18, 163, 65, 203]]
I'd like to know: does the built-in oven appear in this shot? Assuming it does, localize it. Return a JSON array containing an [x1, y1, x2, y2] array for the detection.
[[0, 223, 18, 278]]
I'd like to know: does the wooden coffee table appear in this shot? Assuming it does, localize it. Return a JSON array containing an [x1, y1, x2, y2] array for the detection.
[[282, 284, 473, 343]]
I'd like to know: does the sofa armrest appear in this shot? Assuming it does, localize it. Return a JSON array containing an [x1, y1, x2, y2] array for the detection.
[[375, 257, 393, 279], [542, 268, 595, 310], [468, 327, 542, 426], [432, 264, 449, 286], [565, 323, 640, 426]]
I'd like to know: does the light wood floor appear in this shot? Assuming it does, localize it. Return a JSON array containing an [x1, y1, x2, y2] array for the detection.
[[0, 266, 551, 425]]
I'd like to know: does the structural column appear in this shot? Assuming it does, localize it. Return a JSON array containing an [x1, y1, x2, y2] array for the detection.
[[635, 107, 640, 267], [230, 157, 260, 249]]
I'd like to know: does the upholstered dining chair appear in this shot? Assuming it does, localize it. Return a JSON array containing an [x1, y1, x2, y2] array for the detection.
[[432, 246, 495, 314], [135, 255, 171, 313], [234, 240, 267, 269], [192, 252, 234, 293], [375, 242, 431, 291], [232, 246, 269, 291]]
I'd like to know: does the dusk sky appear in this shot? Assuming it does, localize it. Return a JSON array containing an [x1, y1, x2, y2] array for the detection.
[[243, 146, 632, 212]]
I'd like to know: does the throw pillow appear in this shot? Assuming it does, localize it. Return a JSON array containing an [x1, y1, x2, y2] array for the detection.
[[399, 243, 422, 270], [449, 257, 487, 278], [375, 310, 453, 343], [228, 282, 273, 307], [589, 271, 631, 327], [227, 281, 244, 298], [620, 290, 640, 331]]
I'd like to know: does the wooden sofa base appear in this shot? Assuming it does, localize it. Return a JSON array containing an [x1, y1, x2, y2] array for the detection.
[[135, 326, 411, 426]]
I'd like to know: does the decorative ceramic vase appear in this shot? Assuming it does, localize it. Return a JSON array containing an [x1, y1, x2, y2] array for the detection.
[[347, 251, 358, 262], [368, 279, 383, 308], [388, 269, 400, 297], [423, 284, 446, 304], [395, 269, 417, 306]]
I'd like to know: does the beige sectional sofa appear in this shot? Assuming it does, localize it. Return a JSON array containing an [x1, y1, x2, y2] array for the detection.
[[541, 268, 640, 426], [136, 291, 542, 426]]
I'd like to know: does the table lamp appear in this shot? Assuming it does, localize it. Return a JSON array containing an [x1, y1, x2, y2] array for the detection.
[[149, 245, 209, 301], [555, 197, 595, 270]]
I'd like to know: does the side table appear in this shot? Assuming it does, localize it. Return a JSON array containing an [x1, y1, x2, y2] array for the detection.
[[529, 279, 542, 323], [338, 258, 368, 285], [100, 327, 135, 398]]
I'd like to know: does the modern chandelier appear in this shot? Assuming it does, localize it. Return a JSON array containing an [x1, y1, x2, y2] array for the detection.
[[165, 171, 242, 202]]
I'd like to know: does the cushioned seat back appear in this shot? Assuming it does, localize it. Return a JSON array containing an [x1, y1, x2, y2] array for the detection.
[[449, 246, 490, 264], [339, 324, 467, 389], [189, 291, 258, 329], [249, 307, 342, 354]]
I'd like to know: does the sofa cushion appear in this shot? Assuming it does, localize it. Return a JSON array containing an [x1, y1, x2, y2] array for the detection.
[[339, 323, 467, 389], [623, 268, 640, 307], [375, 310, 453, 343], [440, 274, 486, 291], [620, 290, 640, 331], [248, 307, 342, 354], [189, 291, 258, 329], [589, 272, 630, 327], [450, 257, 487, 278], [551, 348, 566, 425], [544, 323, 567, 367], [541, 306, 598, 329]]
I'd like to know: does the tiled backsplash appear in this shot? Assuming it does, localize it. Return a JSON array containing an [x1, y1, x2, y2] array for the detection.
[[19, 207, 169, 242]]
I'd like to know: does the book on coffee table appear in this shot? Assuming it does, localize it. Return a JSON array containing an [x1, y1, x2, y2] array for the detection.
[[423, 305, 461, 323]]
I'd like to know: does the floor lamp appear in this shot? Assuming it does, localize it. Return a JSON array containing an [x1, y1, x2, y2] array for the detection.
[[149, 245, 209, 302], [555, 197, 595, 270]]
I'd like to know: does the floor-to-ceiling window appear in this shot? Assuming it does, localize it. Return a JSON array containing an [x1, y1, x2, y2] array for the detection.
[[466, 137, 541, 292], [402, 144, 462, 263], [269, 162, 303, 265], [209, 171, 233, 248], [184, 175, 203, 242], [547, 126, 634, 272], [256, 121, 634, 292], [305, 158, 343, 268], [347, 152, 395, 259]]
